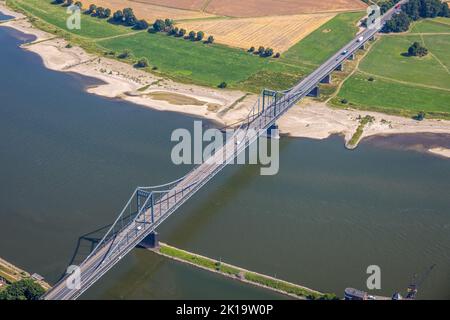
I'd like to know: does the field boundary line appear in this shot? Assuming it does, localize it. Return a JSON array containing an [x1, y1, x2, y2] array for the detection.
[[358, 69, 450, 92], [94, 29, 147, 42], [418, 32, 450, 75]]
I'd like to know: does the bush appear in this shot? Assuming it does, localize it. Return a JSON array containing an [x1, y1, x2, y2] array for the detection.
[[248, 46, 255, 53], [117, 49, 132, 59], [415, 111, 426, 121], [274, 52, 281, 58], [218, 82, 227, 89], [368, 77, 374, 82], [135, 57, 149, 68], [341, 98, 348, 104], [206, 35, 214, 44]]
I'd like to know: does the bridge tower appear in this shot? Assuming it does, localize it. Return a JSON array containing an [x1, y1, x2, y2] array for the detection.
[[261, 89, 281, 139]]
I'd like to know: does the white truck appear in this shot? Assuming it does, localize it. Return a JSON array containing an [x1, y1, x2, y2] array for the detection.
[[357, 36, 364, 42]]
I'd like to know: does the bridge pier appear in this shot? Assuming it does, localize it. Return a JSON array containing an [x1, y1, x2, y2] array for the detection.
[[307, 86, 319, 98], [335, 63, 344, 72], [369, 35, 375, 41], [348, 53, 355, 61], [262, 124, 280, 139], [139, 231, 159, 249], [359, 43, 366, 50], [320, 74, 332, 84]]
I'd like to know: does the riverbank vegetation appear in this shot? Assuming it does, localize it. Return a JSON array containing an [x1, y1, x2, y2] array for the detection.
[[6, 0, 363, 93], [347, 115, 375, 148], [158, 243, 336, 300], [0, 279, 45, 300]]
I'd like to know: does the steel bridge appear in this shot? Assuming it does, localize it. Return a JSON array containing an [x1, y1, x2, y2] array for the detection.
[[42, 2, 407, 300]]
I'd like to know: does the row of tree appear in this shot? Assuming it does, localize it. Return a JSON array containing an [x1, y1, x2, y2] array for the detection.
[[248, 46, 280, 58], [383, 0, 449, 33]]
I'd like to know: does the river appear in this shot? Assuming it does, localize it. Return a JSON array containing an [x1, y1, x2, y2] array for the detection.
[[0, 25, 449, 300]]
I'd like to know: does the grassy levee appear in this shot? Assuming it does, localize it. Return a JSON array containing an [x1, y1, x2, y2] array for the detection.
[[158, 243, 334, 300], [6, 0, 364, 93], [282, 12, 365, 66], [335, 18, 450, 119]]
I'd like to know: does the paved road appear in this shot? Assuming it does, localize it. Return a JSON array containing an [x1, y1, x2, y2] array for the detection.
[[43, 1, 408, 300]]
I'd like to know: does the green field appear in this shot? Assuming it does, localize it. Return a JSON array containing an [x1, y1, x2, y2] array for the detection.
[[283, 12, 365, 66], [335, 18, 450, 118], [8, 0, 364, 92]]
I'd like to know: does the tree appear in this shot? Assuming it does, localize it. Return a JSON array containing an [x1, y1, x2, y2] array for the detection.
[[104, 8, 111, 18], [218, 82, 227, 89], [66, 0, 73, 6], [135, 19, 149, 30], [123, 7, 136, 26], [87, 4, 96, 14], [53, 0, 65, 4], [196, 31, 205, 41], [257, 46, 265, 55], [408, 41, 428, 56], [177, 28, 186, 37], [74, 1, 82, 9], [135, 57, 149, 68], [440, 2, 450, 17], [153, 19, 166, 32], [96, 7, 105, 18], [188, 31, 196, 41], [206, 35, 214, 44], [382, 11, 410, 33], [164, 18, 174, 29], [248, 46, 255, 53], [0, 279, 45, 300], [169, 27, 179, 36], [112, 10, 123, 23], [274, 52, 281, 58], [263, 47, 274, 57]]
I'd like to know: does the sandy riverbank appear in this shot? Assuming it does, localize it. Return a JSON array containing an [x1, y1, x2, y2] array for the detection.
[[1, 2, 450, 153]]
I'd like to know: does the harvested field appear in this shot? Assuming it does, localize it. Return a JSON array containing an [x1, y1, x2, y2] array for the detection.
[[81, 0, 216, 21], [204, 0, 367, 18], [177, 13, 336, 52], [130, 0, 207, 11]]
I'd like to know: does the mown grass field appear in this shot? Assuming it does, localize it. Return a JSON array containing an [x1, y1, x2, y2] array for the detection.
[[335, 18, 450, 119], [283, 12, 365, 66], [8, 0, 364, 92]]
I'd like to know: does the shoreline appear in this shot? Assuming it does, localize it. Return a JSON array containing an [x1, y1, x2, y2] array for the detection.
[[0, 257, 51, 291], [1, 2, 450, 155]]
